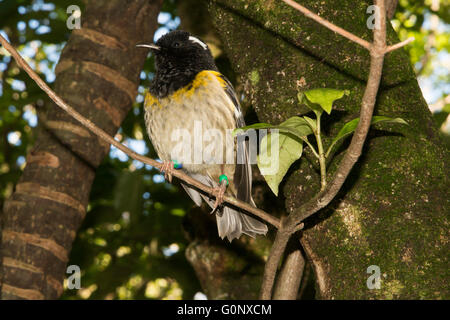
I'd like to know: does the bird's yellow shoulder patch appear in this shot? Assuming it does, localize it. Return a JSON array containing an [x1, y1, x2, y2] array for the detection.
[[171, 70, 227, 102], [144, 91, 162, 109], [201, 70, 227, 88], [145, 70, 227, 108]]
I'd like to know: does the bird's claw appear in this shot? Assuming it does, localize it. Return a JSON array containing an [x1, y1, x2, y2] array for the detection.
[[211, 180, 227, 214], [160, 161, 173, 183]]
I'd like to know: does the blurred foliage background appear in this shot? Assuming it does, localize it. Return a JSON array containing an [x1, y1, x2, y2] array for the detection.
[[0, 0, 448, 299]]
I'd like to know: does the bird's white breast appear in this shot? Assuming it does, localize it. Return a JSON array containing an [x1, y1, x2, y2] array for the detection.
[[144, 71, 237, 174]]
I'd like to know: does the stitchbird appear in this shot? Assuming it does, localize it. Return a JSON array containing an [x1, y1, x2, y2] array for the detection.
[[137, 30, 267, 241]]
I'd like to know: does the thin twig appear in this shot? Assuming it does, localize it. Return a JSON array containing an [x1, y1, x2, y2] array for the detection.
[[0, 34, 281, 230], [282, 0, 412, 55], [314, 113, 327, 191], [303, 139, 319, 159], [260, 0, 396, 299], [281, 0, 372, 50], [385, 36, 414, 53]]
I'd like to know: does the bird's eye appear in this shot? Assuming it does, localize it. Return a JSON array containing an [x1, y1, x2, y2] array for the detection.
[[172, 41, 181, 48]]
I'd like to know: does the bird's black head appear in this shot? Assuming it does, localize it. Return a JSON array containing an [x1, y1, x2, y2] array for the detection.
[[137, 30, 217, 98]]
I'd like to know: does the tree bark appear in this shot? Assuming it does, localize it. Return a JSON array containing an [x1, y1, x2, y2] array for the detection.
[[273, 237, 305, 300], [0, 0, 162, 299], [209, 0, 449, 299]]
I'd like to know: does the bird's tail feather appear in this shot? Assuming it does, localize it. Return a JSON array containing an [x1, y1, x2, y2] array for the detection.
[[181, 174, 268, 242], [216, 207, 268, 242]]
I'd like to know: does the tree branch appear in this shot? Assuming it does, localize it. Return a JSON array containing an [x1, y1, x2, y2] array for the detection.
[[0, 34, 280, 230], [385, 36, 414, 53], [281, 0, 372, 50], [272, 236, 305, 300], [288, 0, 387, 226], [0, 0, 414, 300], [259, 0, 413, 299], [260, 226, 291, 299], [386, 0, 399, 19]]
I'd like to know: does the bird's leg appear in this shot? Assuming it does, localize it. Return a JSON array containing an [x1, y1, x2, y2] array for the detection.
[[211, 179, 228, 214], [211, 167, 229, 214], [160, 160, 174, 183]]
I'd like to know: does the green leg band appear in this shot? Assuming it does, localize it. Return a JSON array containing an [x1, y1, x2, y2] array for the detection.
[[172, 160, 182, 169], [219, 174, 229, 186]]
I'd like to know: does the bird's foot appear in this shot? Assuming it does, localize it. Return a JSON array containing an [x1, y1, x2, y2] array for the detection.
[[160, 160, 174, 183], [211, 176, 229, 214]]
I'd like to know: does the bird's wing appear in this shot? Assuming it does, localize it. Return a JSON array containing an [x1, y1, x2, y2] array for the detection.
[[214, 72, 253, 204], [180, 71, 267, 241]]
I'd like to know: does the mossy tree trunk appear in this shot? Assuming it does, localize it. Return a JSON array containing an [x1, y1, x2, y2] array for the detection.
[[206, 0, 449, 299], [0, 0, 162, 299]]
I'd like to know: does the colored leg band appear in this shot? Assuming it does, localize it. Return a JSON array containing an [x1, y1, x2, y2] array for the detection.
[[219, 174, 229, 186], [172, 160, 182, 169]]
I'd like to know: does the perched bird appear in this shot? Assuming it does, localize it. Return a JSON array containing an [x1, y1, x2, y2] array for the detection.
[[137, 30, 267, 241]]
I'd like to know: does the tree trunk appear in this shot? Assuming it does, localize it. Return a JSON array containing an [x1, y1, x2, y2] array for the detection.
[[209, 0, 449, 299], [0, 0, 162, 299]]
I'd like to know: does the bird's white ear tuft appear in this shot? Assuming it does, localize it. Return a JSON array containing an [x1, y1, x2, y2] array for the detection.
[[189, 36, 208, 50]]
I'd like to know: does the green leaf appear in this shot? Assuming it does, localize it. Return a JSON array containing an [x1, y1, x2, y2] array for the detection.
[[300, 88, 350, 114], [303, 116, 317, 132], [256, 116, 313, 196], [327, 116, 408, 157], [334, 116, 407, 143], [258, 131, 303, 196], [235, 117, 313, 140], [277, 116, 314, 138], [236, 117, 314, 195], [297, 92, 323, 116], [233, 123, 274, 136]]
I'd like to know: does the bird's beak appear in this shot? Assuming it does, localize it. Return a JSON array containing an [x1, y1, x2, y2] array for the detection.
[[136, 43, 160, 51]]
